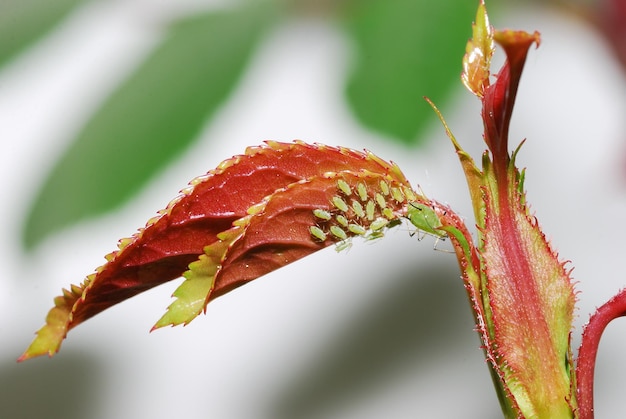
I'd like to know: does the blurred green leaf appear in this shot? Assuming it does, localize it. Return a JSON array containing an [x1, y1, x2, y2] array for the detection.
[[342, 0, 476, 143], [0, 0, 88, 67], [23, 5, 278, 249]]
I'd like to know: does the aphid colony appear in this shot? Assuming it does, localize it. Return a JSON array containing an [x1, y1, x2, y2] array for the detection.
[[309, 175, 421, 250]]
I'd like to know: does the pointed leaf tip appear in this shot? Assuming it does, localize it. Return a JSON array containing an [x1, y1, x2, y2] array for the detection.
[[18, 285, 82, 361], [462, 1, 494, 97], [152, 228, 238, 329]]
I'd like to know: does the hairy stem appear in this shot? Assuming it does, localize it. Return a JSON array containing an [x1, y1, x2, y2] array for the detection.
[[577, 288, 626, 419]]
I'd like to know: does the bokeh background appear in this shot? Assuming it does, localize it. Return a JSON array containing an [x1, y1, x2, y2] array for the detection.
[[1, 1, 625, 418]]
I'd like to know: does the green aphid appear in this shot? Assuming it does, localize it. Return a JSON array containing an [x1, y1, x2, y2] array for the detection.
[[407, 202, 445, 238], [375, 193, 387, 209], [348, 223, 367, 236], [352, 200, 365, 218], [388, 219, 402, 229], [313, 208, 332, 221], [404, 187, 417, 201], [370, 217, 389, 231], [365, 200, 376, 221], [332, 196, 349, 213], [367, 230, 385, 240], [335, 240, 352, 252], [330, 225, 348, 240], [356, 182, 368, 202], [391, 187, 405, 202], [382, 207, 395, 220], [379, 180, 390, 196], [310, 226, 327, 241], [337, 179, 352, 196], [336, 214, 349, 227]]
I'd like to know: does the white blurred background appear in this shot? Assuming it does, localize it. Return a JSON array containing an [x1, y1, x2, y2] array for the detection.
[[1, 1, 625, 418]]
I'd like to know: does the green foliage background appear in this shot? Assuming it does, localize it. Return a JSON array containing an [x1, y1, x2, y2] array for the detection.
[[8, 0, 478, 249]]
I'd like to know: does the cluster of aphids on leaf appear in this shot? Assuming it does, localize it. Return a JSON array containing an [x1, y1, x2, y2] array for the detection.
[[309, 177, 444, 252]]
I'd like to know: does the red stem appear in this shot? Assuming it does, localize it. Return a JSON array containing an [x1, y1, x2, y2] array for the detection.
[[576, 288, 626, 419]]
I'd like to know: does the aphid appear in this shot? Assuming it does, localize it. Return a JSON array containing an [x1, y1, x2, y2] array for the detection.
[[352, 200, 365, 218], [356, 182, 368, 202], [337, 179, 352, 196], [367, 230, 385, 240], [335, 240, 352, 252], [391, 187, 405, 202], [336, 214, 349, 227], [379, 180, 390, 196], [313, 208, 332, 221], [348, 223, 367, 236], [365, 200, 376, 221], [387, 219, 402, 229], [403, 187, 417, 201], [310, 226, 327, 241], [407, 202, 445, 238], [370, 217, 389, 231], [332, 196, 349, 213], [375, 193, 387, 209], [330, 225, 348, 240], [382, 207, 395, 220]]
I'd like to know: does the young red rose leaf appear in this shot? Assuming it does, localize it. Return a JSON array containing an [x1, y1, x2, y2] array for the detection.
[[461, 0, 494, 98], [482, 29, 539, 177], [20, 142, 414, 360], [154, 170, 417, 328]]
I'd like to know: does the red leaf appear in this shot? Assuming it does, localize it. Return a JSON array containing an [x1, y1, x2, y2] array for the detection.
[[481, 30, 539, 178], [20, 141, 414, 360], [153, 170, 416, 328]]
